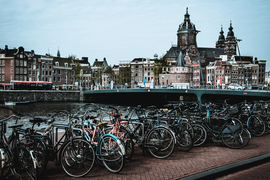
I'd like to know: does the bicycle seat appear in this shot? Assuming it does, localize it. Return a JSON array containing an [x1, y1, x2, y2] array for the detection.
[[97, 122, 108, 127]]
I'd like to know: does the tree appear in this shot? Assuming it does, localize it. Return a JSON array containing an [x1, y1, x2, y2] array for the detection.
[[68, 54, 81, 84], [153, 56, 169, 84]]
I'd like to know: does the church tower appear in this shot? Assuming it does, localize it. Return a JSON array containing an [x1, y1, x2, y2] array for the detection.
[[224, 21, 237, 60], [216, 25, 225, 48], [177, 7, 200, 55]]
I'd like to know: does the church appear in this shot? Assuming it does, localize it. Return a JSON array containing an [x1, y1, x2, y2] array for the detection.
[[160, 7, 265, 88]]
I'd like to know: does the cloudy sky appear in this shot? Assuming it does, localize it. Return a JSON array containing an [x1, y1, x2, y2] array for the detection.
[[1, 0, 270, 70]]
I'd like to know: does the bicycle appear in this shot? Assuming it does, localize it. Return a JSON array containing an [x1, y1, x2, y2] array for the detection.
[[123, 105, 176, 159], [70, 106, 126, 174], [0, 114, 39, 180]]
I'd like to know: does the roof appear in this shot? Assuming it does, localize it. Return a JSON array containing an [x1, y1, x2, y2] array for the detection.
[[197, 47, 224, 58], [164, 46, 180, 58]]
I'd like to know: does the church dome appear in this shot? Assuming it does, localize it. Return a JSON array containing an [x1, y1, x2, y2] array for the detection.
[[177, 7, 197, 33]]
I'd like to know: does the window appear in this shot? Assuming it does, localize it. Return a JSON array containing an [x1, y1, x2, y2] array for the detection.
[[20, 60, 23, 66], [24, 61, 27, 66], [2, 67, 5, 73], [55, 62, 59, 66], [2, 60, 5, 66], [64, 63, 68, 67], [0, 60, 1, 66], [58, 69, 61, 75], [11, 75, 13, 81], [2, 75, 4, 81], [33, 65, 36, 69], [57, 77, 61, 82], [24, 68, 27, 74], [178, 75, 180, 79], [182, 35, 186, 39], [11, 68, 13, 73]]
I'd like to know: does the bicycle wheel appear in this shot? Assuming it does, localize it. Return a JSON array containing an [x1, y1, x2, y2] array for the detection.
[[179, 121, 194, 139], [247, 116, 266, 136], [60, 138, 95, 177], [262, 116, 270, 134], [146, 126, 175, 159], [192, 124, 207, 147], [0, 148, 3, 179], [15, 144, 38, 180], [105, 126, 134, 160], [222, 128, 251, 149], [0, 146, 12, 179], [98, 135, 125, 173], [175, 125, 193, 151], [31, 138, 48, 176]]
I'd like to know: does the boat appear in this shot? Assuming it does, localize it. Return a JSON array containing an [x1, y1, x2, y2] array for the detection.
[[4, 100, 36, 106]]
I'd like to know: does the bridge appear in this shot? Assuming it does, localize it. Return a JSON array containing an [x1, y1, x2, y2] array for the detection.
[[83, 86, 270, 105]]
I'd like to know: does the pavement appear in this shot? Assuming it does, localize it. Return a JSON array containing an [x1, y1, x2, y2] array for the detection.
[[35, 133, 270, 180]]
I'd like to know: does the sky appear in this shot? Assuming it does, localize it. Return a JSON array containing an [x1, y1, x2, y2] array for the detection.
[[1, 0, 270, 71]]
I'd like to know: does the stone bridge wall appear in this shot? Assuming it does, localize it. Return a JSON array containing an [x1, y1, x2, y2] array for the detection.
[[0, 90, 82, 102]]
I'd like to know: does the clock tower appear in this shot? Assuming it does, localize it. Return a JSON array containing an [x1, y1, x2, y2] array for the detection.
[[177, 7, 200, 56]]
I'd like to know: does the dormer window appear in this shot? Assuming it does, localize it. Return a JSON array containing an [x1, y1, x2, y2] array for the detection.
[[55, 62, 59, 66], [64, 63, 68, 67]]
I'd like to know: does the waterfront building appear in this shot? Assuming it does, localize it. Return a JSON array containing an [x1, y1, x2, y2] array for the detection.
[[92, 58, 109, 86], [79, 57, 92, 89], [130, 58, 145, 86], [118, 61, 131, 86], [52, 55, 76, 88], [266, 71, 270, 85], [159, 51, 193, 87], [111, 64, 119, 86], [0, 46, 30, 85]]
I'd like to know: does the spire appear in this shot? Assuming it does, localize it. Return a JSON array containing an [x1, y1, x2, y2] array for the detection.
[[226, 20, 235, 40], [184, 7, 190, 21], [177, 7, 198, 33], [175, 51, 186, 67], [219, 25, 225, 40], [57, 47, 60, 57]]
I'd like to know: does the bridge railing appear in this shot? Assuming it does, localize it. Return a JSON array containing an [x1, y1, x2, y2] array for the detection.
[[83, 84, 270, 92]]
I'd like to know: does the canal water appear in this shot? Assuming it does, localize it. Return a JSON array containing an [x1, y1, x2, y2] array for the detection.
[[0, 102, 129, 135]]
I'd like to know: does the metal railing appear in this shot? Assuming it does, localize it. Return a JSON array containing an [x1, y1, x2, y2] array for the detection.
[[82, 84, 270, 92]]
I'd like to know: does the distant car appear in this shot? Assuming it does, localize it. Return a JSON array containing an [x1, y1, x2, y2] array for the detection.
[[228, 84, 245, 90]]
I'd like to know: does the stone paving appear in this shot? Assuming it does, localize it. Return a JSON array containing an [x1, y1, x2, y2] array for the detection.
[[38, 133, 270, 180]]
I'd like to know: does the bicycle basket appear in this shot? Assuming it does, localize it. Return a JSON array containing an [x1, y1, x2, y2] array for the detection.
[[228, 104, 239, 115]]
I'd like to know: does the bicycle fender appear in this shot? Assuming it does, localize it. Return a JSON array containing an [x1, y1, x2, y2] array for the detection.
[[98, 134, 126, 156]]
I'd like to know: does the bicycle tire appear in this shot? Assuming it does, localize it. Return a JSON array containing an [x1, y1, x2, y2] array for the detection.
[[192, 124, 207, 147], [0, 145, 12, 179], [0, 148, 3, 179], [31, 138, 48, 176], [60, 138, 95, 177], [15, 144, 38, 180], [146, 126, 175, 159], [222, 128, 251, 149], [98, 135, 125, 173], [175, 125, 193, 151], [247, 116, 266, 136]]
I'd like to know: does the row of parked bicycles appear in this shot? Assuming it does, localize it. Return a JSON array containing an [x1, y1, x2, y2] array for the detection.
[[0, 99, 269, 179]]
